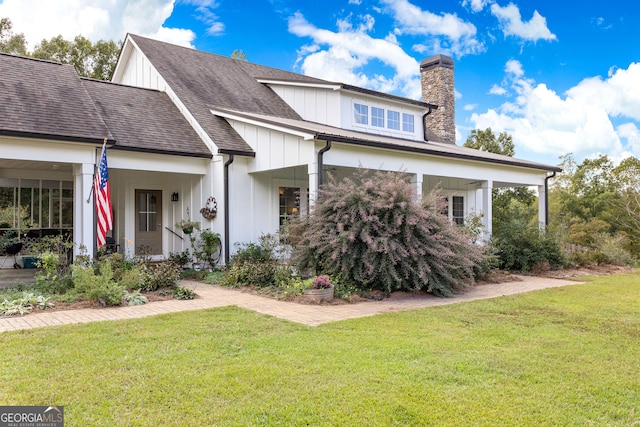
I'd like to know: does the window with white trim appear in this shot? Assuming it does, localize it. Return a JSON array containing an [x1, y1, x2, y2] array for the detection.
[[371, 107, 384, 127], [354, 103, 368, 125], [387, 110, 400, 130], [402, 113, 414, 132], [441, 195, 465, 226]]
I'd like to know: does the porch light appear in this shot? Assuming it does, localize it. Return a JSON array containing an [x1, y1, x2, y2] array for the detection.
[[171, 192, 179, 202]]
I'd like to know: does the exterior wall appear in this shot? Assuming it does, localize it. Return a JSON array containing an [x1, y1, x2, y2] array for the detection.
[[269, 85, 341, 127], [109, 168, 206, 259], [226, 120, 316, 173]]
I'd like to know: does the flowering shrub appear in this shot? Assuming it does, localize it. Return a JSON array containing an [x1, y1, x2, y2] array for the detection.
[[286, 168, 488, 297], [309, 275, 332, 289]]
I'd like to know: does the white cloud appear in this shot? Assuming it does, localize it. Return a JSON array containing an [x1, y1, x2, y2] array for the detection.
[[464, 104, 478, 111], [469, 60, 640, 162], [617, 123, 640, 157], [505, 59, 524, 77], [0, 0, 197, 48], [462, 0, 490, 13], [289, 12, 422, 99], [489, 84, 507, 95], [490, 3, 557, 42], [381, 0, 485, 57]]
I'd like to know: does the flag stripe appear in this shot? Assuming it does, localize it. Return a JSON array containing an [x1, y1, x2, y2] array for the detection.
[[94, 145, 113, 247]]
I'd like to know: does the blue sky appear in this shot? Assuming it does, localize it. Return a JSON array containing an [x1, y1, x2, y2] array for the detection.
[[1, 0, 639, 166]]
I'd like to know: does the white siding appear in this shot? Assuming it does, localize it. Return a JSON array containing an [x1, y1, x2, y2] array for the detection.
[[269, 85, 341, 126]]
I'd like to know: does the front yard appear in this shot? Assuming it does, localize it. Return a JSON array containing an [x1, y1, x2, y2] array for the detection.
[[0, 271, 638, 426]]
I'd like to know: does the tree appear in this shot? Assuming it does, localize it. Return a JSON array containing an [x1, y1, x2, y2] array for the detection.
[[464, 127, 515, 156], [231, 49, 247, 61], [0, 17, 27, 55], [463, 128, 536, 234], [33, 35, 121, 80], [1, 18, 120, 80]]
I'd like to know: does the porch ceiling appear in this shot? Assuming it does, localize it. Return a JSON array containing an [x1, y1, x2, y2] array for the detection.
[[0, 159, 73, 173]]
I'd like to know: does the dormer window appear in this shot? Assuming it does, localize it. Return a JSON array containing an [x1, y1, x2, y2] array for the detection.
[[402, 113, 414, 133], [352, 102, 418, 137], [387, 111, 400, 130], [354, 103, 368, 125], [371, 107, 384, 127]]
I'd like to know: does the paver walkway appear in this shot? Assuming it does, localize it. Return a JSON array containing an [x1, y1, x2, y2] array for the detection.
[[0, 276, 582, 332]]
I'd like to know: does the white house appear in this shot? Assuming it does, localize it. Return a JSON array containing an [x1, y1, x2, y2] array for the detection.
[[0, 34, 560, 266]]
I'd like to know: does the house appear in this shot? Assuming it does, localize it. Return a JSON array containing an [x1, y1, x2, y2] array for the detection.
[[0, 34, 561, 266]]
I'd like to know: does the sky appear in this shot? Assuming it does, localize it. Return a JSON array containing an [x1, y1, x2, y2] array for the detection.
[[1, 0, 639, 167]]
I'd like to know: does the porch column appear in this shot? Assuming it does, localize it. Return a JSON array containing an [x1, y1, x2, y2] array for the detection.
[[481, 180, 493, 241], [308, 161, 318, 207], [411, 174, 423, 200], [73, 163, 95, 258], [538, 184, 546, 229]]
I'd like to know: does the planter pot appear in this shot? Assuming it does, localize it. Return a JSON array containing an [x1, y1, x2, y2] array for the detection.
[[182, 227, 193, 235], [302, 287, 334, 303]]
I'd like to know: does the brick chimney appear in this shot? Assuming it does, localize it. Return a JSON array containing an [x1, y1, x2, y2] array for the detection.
[[420, 54, 455, 144]]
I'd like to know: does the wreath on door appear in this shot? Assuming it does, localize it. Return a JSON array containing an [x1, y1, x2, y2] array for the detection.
[[200, 196, 218, 220]]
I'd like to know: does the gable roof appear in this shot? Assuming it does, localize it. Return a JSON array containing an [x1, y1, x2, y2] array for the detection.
[[129, 34, 331, 155], [82, 79, 212, 158], [0, 53, 113, 144], [210, 107, 562, 173]]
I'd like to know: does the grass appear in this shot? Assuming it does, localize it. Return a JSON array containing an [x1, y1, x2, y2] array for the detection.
[[1, 272, 639, 426]]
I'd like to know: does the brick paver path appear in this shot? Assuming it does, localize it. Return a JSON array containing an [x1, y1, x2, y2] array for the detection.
[[0, 276, 581, 332]]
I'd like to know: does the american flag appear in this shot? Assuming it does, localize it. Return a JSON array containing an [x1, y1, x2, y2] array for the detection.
[[94, 144, 113, 247]]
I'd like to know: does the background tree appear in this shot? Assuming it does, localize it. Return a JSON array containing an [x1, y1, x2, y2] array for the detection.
[[463, 128, 536, 235], [1, 18, 120, 80], [0, 17, 27, 55], [231, 49, 247, 61]]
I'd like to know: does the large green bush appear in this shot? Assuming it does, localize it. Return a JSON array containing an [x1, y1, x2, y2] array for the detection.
[[287, 169, 487, 297], [492, 222, 565, 272]]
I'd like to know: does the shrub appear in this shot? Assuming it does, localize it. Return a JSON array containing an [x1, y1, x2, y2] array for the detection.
[[223, 235, 292, 288], [492, 222, 565, 272], [69, 262, 124, 306], [142, 261, 181, 291], [286, 169, 488, 297], [591, 233, 637, 266], [123, 289, 149, 306], [172, 286, 196, 300]]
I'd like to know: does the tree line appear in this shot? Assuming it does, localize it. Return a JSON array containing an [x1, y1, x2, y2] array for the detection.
[[1, 17, 120, 80], [464, 128, 640, 268]]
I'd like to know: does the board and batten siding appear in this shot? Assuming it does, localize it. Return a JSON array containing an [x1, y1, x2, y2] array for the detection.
[[268, 85, 341, 127]]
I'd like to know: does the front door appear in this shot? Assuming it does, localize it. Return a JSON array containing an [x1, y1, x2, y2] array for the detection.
[[135, 190, 162, 255]]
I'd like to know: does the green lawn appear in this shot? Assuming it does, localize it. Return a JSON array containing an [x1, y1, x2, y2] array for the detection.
[[1, 273, 639, 426]]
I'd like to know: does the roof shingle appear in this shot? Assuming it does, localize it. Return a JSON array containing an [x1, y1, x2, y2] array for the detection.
[[0, 53, 112, 143]]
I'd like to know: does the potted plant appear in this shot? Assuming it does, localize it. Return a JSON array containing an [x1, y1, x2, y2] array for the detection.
[[301, 275, 334, 303], [175, 219, 200, 235]]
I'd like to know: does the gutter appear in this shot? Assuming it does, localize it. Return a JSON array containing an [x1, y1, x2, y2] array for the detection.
[[317, 139, 332, 187], [422, 105, 437, 142], [224, 154, 234, 264], [544, 171, 557, 227]]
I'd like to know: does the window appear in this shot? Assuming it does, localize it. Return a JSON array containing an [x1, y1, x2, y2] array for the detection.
[[402, 113, 414, 132], [279, 187, 300, 226], [371, 107, 384, 127], [452, 196, 464, 225], [354, 103, 368, 125], [387, 110, 400, 130]]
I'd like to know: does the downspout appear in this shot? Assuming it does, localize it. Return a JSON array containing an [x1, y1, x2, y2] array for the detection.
[[224, 154, 234, 264], [544, 171, 556, 228], [422, 106, 434, 142], [317, 139, 332, 188]]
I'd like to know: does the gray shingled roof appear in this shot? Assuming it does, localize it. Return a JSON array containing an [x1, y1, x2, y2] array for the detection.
[[83, 79, 212, 158], [210, 108, 562, 173], [0, 53, 113, 143], [129, 34, 334, 155]]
